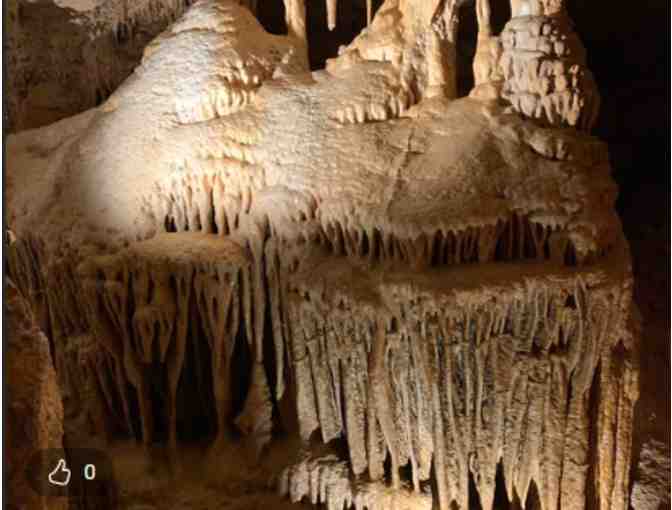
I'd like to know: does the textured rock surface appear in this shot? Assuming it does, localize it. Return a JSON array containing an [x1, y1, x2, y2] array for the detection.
[[6, 281, 67, 510], [631, 439, 671, 510], [499, 13, 599, 130], [5, 0, 648, 509], [5, 0, 191, 131], [279, 451, 433, 510], [281, 236, 638, 510]]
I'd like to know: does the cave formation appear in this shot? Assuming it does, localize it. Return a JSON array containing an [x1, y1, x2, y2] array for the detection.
[[4, 0, 665, 509]]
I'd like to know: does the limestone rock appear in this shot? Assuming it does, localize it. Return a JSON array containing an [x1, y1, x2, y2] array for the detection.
[[6, 280, 67, 510], [499, 12, 600, 131], [6, 0, 192, 131], [5, 1, 641, 509], [631, 439, 671, 510]]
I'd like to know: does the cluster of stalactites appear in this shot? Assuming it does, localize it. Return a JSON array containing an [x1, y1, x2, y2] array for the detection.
[[279, 453, 433, 510], [5, 198, 635, 510], [235, 0, 599, 133], [72, 236, 275, 455], [284, 274, 637, 510], [142, 167, 591, 269], [241, 0, 376, 36]]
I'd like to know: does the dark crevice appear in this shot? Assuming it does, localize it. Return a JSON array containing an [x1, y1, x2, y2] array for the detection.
[[494, 460, 511, 509], [305, 0, 380, 70], [361, 229, 370, 257], [164, 216, 177, 233], [176, 297, 216, 442], [490, 0, 512, 36], [148, 356, 168, 443], [382, 450, 393, 485], [468, 469, 483, 509], [256, 1, 287, 35], [564, 242, 578, 267], [457, 1, 477, 97], [230, 295, 253, 426]]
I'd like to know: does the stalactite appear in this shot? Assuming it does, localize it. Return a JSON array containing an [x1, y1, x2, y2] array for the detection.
[[281, 257, 632, 510], [145, 174, 594, 270], [284, 0, 307, 42], [343, 338, 368, 475], [425, 29, 450, 99], [307, 315, 342, 443], [326, 0, 338, 31], [113, 358, 135, 437], [5, 3, 636, 508], [7, 217, 634, 510], [279, 453, 433, 510], [235, 362, 273, 459], [366, 333, 386, 481], [371, 319, 401, 488]]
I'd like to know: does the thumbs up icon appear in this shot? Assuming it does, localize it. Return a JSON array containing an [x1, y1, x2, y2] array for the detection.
[[48, 459, 71, 487]]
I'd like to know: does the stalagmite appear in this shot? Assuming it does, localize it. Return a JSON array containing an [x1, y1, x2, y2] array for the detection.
[[235, 362, 273, 458], [5, 1, 639, 509]]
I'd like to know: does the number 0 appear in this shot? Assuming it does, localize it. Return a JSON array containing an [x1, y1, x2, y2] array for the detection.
[[84, 464, 96, 480]]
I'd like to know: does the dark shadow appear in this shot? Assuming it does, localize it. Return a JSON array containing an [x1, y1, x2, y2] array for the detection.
[[456, 1, 478, 96], [306, 0, 382, 70], [256, 1, 287, 35]]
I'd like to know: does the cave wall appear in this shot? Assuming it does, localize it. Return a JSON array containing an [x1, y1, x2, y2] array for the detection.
[[5, 0, 192, 131], [567, 1, 671, 508], [6, 281, 67, 510]]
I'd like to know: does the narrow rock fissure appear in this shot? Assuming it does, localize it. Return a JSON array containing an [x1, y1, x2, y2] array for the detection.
[[230, 299, 253, 429], [257, 1, 287, 35], [457, 1, 478, 97], [176, 305, 217, 442], [524, 479, 542, 510], [493, 460, 511, 509], [470, 468, 486, 509]]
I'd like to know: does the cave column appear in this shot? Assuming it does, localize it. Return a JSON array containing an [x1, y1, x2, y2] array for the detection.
[[426, 0, 460, 99], [284, 0, 307, 41], [473, 0, 499, 88], [283, 0, 309, 69]]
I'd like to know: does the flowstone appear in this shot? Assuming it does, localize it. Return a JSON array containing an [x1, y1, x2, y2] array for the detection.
[[6, 0, 640, 509]]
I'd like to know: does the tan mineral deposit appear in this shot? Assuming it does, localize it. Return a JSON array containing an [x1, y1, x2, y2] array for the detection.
[[5, 1, 653, 509]]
